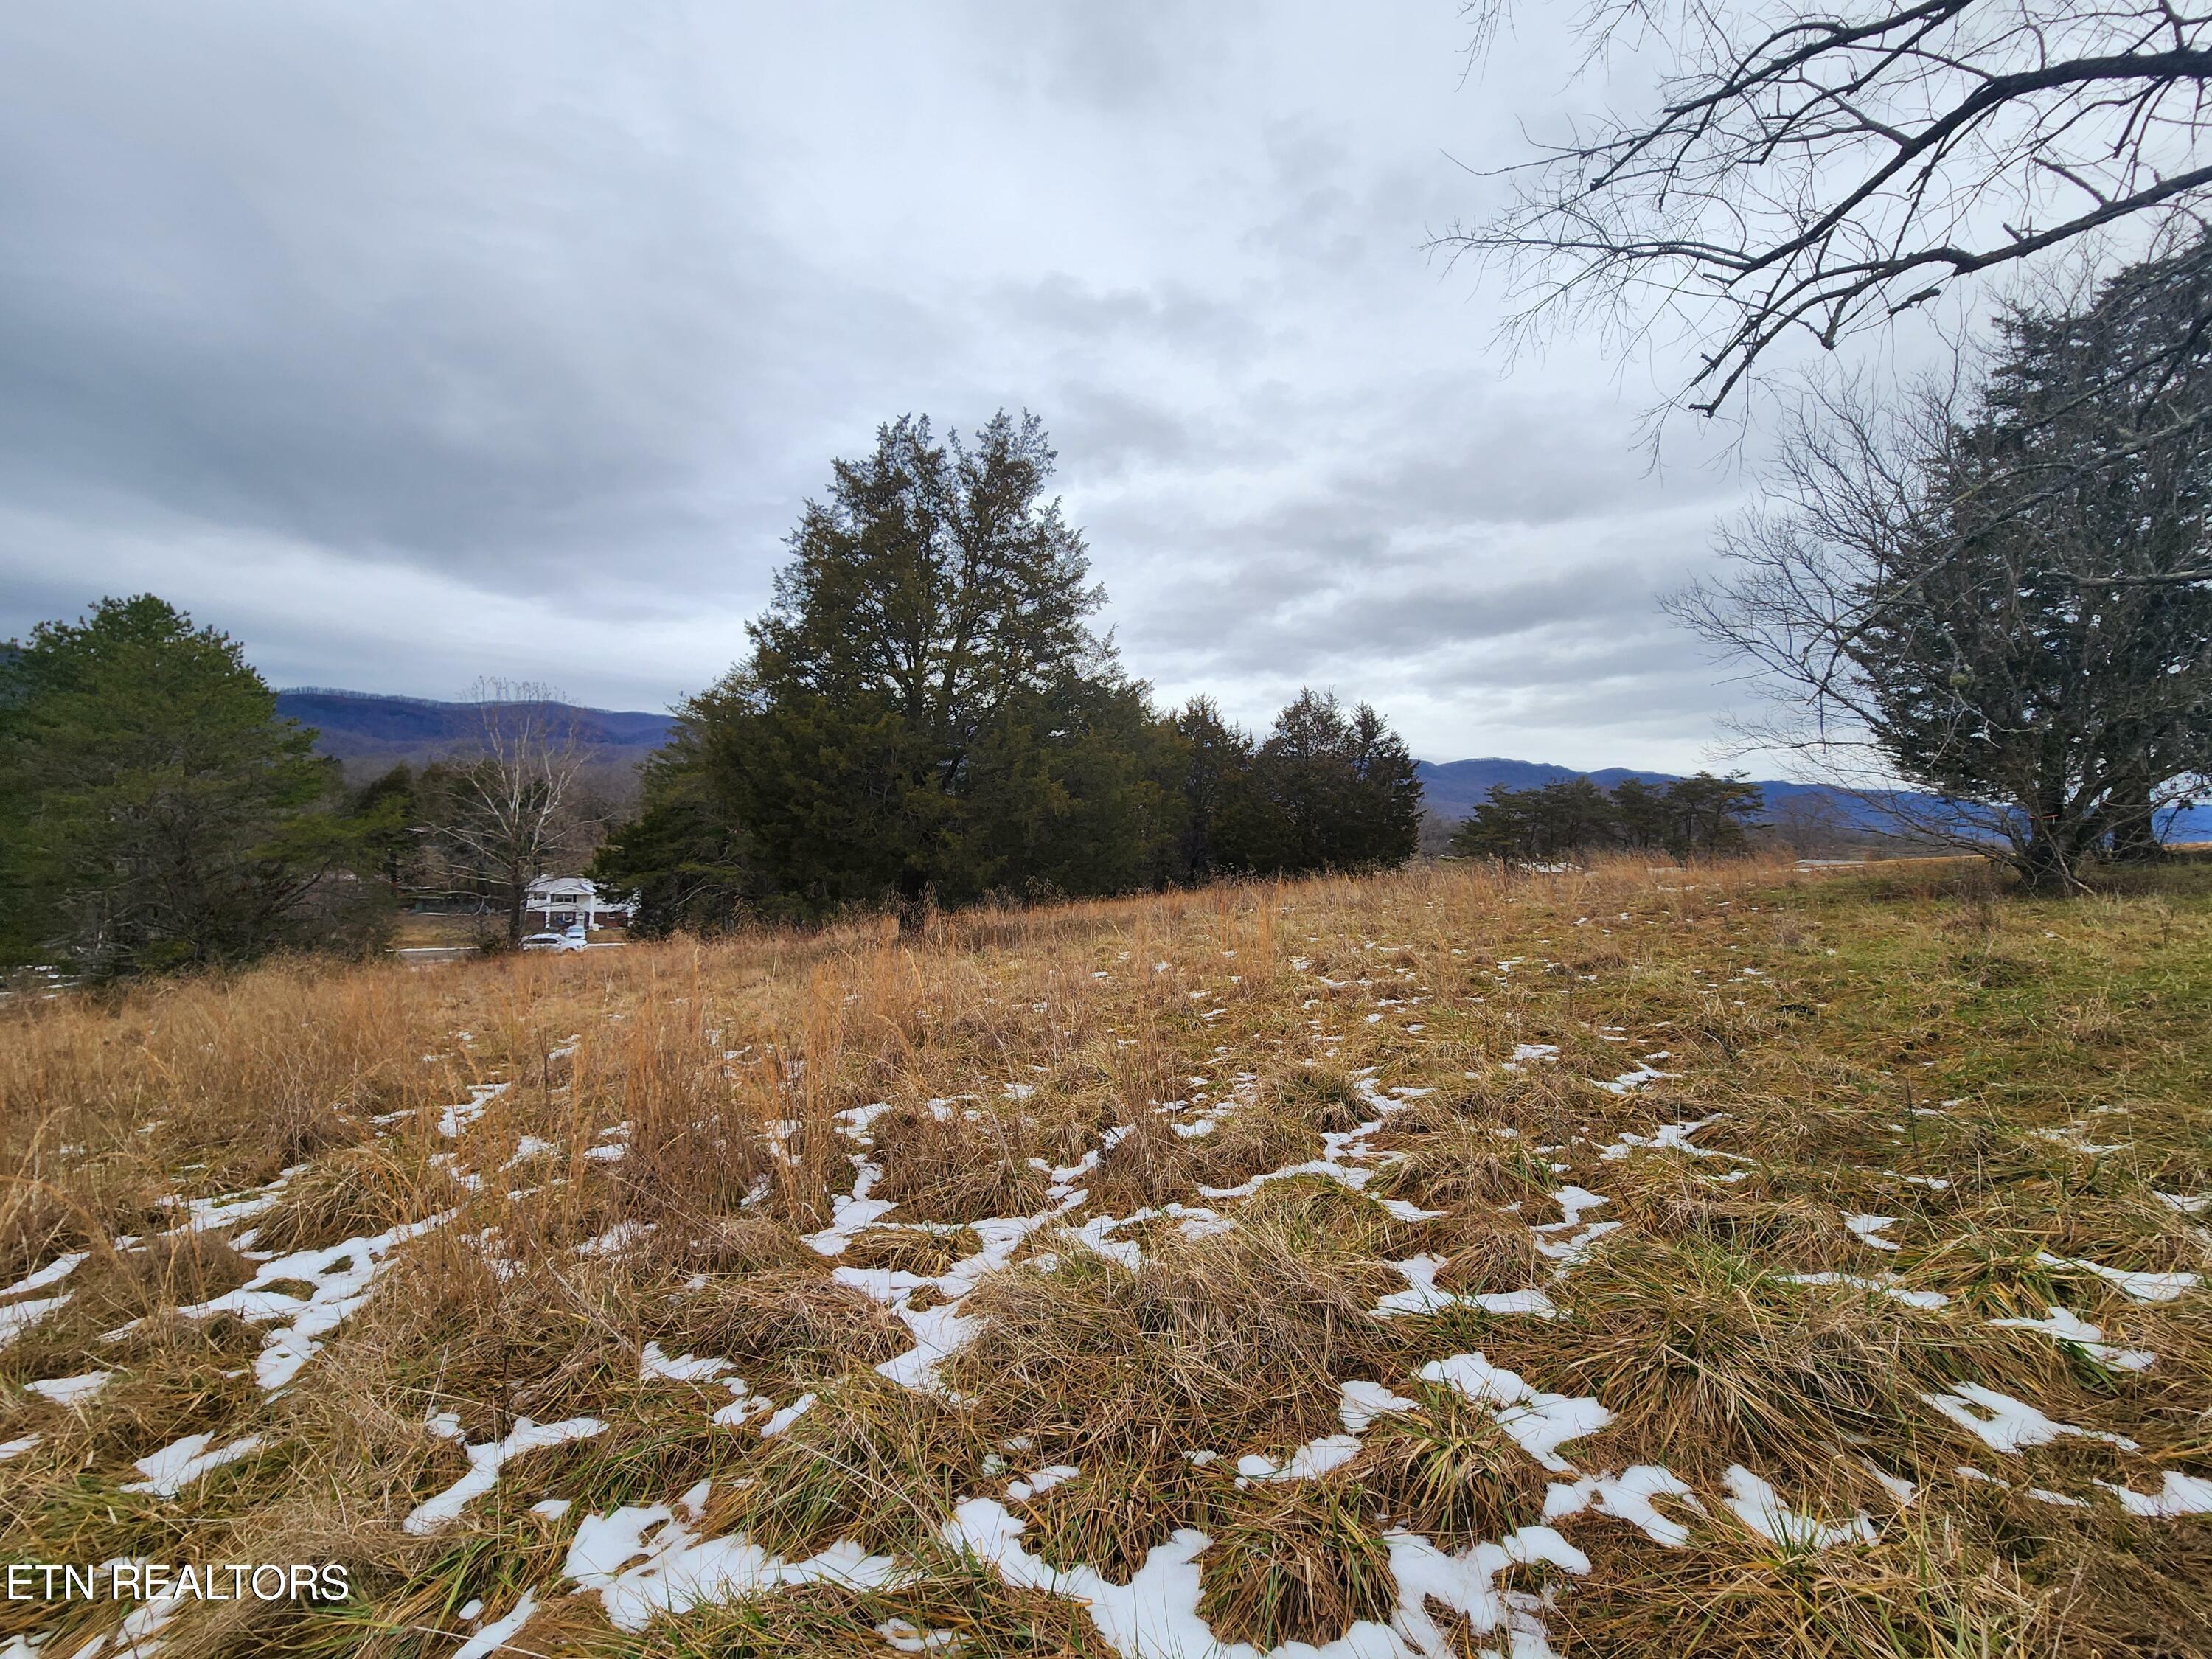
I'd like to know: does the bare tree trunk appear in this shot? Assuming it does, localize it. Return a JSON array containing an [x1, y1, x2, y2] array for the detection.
[[444, 680, 587, 944], [2107, 776, 2164, 862]]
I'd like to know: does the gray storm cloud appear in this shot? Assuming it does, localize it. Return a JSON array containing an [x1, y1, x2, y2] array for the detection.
[[0, 1, 1754, 770]]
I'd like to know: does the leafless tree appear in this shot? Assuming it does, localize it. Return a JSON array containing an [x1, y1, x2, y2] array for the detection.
[[445, 679, 587, 944], [1453, 1, 2212, 426]]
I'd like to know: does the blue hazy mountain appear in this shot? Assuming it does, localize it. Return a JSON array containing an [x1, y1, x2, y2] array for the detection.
[[275, 691, 2208, 838], [274, 689, 675, 773]]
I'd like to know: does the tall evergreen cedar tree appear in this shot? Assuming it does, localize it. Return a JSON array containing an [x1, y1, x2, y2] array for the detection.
[[1860, 247, 2212, 885], [597, 414, 1427, 928], [0, 596, 372, 975]]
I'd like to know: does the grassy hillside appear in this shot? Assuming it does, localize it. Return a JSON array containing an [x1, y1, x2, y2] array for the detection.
[[4, 857, 2209, 1657]]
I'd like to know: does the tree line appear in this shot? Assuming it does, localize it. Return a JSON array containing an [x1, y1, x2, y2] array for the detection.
[[592, 413, 1422, 931], [0, 417, 1425, 975], [1447, 774, 1764, 864]]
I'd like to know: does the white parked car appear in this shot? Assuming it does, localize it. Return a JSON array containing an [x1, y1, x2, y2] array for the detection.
[[520, 927, 587, 953]]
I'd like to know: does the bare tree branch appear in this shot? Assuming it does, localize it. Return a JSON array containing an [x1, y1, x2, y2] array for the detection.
[[1453, 1, 2212, 425]]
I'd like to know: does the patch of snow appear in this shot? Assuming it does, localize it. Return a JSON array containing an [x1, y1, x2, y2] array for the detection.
[[1531, 1221, 1621, 1267], [2098, 1471, 2212, 1517], [575, 1221, 657, 1258], [1722, 1466, 1875, 1550], [452, 1592, 537, 1659], [1598, 1114, 1740, 1164], [1777, 1272, 1950, 1310], [1373, 1256, 1560, 1321], [1006, 1464, 1079, 1502], [122, 1431, 265, 1498], [438, 1081, 512, 1139], [802, 1162, 899, 1256], [1843, 1214, 1902, 1251], [1544, 1466, 1704, 1548], [403, 1415, 607, 1534], [566, 1480, 900, 1633], [0, 1294, 72, 1350], [641, 1342, 735, 1383], [944, 1495, 1587, 1659], [1920, 1383, 2139, 1455], [27, 1370, 113, 1406], [2034, 1251, 2202, 1304], [759, 1394, 815, 1437], [1418, 1352, 1612, 1472], [3, 1251, 88, 1299], [1988, 1305, 2154, 1371]]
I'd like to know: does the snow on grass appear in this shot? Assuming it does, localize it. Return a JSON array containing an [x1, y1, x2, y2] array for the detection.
[[403, 1412, 608, 1534], [437, 1081, 511, 1138], [801, 1161, 898, 1256], [1372, 1255, 1560, 1320], [1005, 1463, 1079, 1502], [1987, 1305, 2154, 1371], [1776, 1272, 1950, 1310], [1721, 1466, 1876, 1551], [1590, 1062, 1677, 1096], [640, 1342, 735, 1383], [55, 1581, 184, 1658], [501, 1135, 557, 1169], [1235, 1380, 1421, 1484], [26, 1370, 113, 1405], [1531, 1220, 1622, 1267], [1843, 1214, 1902, 1251], [565, 1480, 901, 1633], [0, 1434, 41, 1461], [0, 1293, 71, 1349], [757, 1394, 816, 1436], [2034, 1251, 2203, 1304], [1543, 1467, 1704, 1548], [878, 1615, 966, 1653], [575, 1220, 658, 1258], [1919, 1384, 2139, 1456], [2, 1250, 88, 1299], [157, 1164, 307, 1237], [1416, 1352, 1611, 1472], [451, 1591, 538, 1659], [829, 1196, 1084, 1394], [178, 1211, 455, 1389], [945, 1493, 1591, 1659], [122, 1430, 265, 1498], [1596, 1114, 1740, 1164], [2098, 1471, 2212, 1517]]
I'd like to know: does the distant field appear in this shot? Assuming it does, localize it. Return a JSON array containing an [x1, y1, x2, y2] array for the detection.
[[3, 856, 2208, 1657]]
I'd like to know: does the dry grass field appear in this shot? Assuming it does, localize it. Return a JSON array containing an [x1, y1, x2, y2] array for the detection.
[[3, 854, 2209, 1658]]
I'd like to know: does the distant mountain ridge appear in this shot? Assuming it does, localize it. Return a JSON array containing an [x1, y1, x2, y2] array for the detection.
[[274, 690, 2208, 838], [1416, 757, 2212, 841], [1414, 757, 1869, 818], [274, 689, 675, 778]]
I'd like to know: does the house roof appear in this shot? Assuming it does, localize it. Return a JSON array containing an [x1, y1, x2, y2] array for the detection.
[[526, 877, 599, 898]]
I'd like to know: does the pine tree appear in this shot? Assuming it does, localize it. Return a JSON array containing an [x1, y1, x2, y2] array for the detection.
[[0, 596, 360, 975], [1226, 689, 1422, 874], [611, 412, 1175, 922]]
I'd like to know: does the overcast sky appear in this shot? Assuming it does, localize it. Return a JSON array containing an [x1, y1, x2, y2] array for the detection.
[[0, 2, 1773, 770]]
